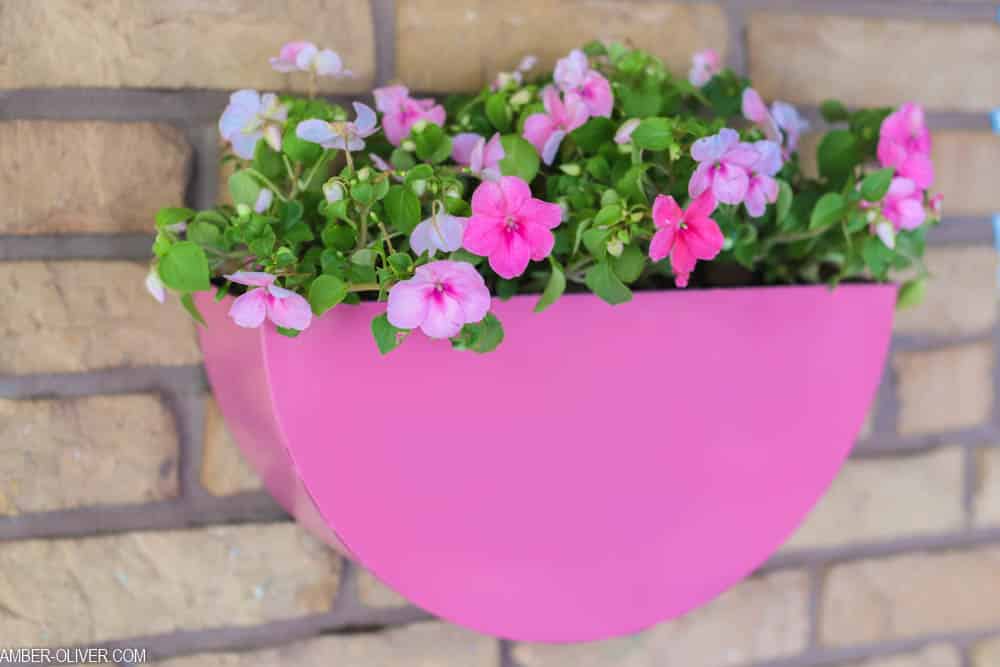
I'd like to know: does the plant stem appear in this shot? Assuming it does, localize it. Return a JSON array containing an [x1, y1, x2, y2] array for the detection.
[[301, 149, 331, 192], [244, 169, 289, 202], [348, 282, 379, 292]]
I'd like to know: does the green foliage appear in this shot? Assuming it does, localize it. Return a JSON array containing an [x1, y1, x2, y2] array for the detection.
[[451, 314, 504, 353]]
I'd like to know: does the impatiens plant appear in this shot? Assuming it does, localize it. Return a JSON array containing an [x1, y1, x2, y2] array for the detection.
[[148, 40, 942, 353]]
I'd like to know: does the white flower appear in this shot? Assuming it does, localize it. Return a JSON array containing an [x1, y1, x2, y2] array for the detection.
[[296, 102, 378, 152], [270, 41, 352, 77], [218, 90, 289, 159], [409, 211, 467, 257]]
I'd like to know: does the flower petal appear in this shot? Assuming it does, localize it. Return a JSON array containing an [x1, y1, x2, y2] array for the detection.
[[352, 102, 378, 135], [420, 293, 465, 339], [452, 132, 484, 166], [489, 230, 532, 279], [296, 119, 335, 145], [541, 129, 566, 165], [652, 194, 682, 229], [519, 198, 562, 230], [522, 113, 556, 156], [649, 227, 675, 262], [225, 271, 276, 287], [712, 162, 750, 205], [519, 221, 556, 261], [498, 176, 532, 213], [229, 290, 268, 328], [683, 215, 725, 260], [267, 291, 313, 330], [463, 215, 504, 256], [387, 280, 432, 330], [314, 49, 343, 76]]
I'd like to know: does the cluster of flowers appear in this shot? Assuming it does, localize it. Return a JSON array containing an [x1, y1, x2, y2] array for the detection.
[[148, 40, 942, 352]]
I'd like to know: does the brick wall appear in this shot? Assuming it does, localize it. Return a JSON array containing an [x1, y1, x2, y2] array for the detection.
[[1, 2, 998, 666]]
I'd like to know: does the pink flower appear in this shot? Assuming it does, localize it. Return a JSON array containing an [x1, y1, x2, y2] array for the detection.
[[688, 49, 721, 87], [741, 88, 781, 144], [614, 118, 640, 145], [225, 272, 312, 331], [649, 190, 724, 288], [452, 132, 505, 180], [386, 260, 491, 339], [522, 86, 589, 165], [553, 49, 613, 117], [882, 177, 926, 232], [491, 54, 538, 90], [270, 41, 351, 77], [743, 140, 783, 218], [410, 211, 467, 257], [373, 85, 446, 146], [689, 128, 758, 205], [930, 193, 943, 218], [463, 176, 562, 279], [877, 103, 934, 189], [770, 101, 809, 155], [296, 102, 378, 152], [218, 90, 288, 159]]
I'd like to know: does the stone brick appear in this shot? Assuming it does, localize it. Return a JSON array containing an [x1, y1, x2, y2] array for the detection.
[[0, 121, 190, 235], [514, 572, 808, 667], [157, 622, 498, 667], [894, 246, 998, 338], [781, 448, 963, 552], [838, 645, 961, 667], [0, 394, 177, 515], [748, 14, 1000, 110], [931, 132, 1000, 217], [357, 567, 410, 609], [974, 447, 1000, 527], [821, 548, 1000, 646], [0, 523, 340, 648], [973, 637, 1000, 667], [894, 343, 994, 437], [0, 261, 201, 374], [201, 397, 262, 496], [0, 1, 374, 92], [397, 0, 728, 92]]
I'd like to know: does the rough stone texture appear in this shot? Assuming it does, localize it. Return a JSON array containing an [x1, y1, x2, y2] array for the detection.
[[0, 523, 340, 648], [839, 645, 961, 667], [358, 568, 410, 609], [514, 572, 808, 667], [894, 246, 998, 338], [0, 1, 374, 92], [974, 448, 1000, 527], [0, 121, 191, 235], [894, 343, 994, 437], [781, 447, 963, 551], [748, 14, 1000, 110], [157, 622, 498, 667], [820, 548, 1000, 646], [397, 0, 728, 91], [0, 394, 177, 515], [973, 637, 1000, 667], [0, 261, 201, 374], [931, 132, 1000, 217], [201, 396, 262, 496]]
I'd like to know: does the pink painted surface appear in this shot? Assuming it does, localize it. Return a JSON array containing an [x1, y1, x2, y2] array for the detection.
[[197, 284, 895, 642]]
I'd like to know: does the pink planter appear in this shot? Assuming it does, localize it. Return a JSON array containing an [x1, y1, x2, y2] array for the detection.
[[196, 284, 895, 642]]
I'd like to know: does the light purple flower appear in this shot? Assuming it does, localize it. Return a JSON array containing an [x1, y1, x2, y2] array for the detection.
[[614, 118, 641, 145], [254, 189, 274, 213], [770, 101, 809, 154], [410, 211, 467, 257], [270, 41, 351, 77], [219, 90, 289, 159], [225, 271, 312, 331], [743, 89, 808, 157], [743, 140, 783, 218], [296, 102, 378, 152], [323, 180, 344, 202], [386, 260, 492, 339], [688, 128, 758, 205], [452, 132, 505, 180]]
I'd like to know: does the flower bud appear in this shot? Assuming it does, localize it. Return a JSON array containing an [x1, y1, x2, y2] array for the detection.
[[559, 164, 581, 176], [411, 180, 427, 196], [263, 125, 283, 153], [606, 237, 624, 258], [411, 119, 428, 134], [630, 212, 644, 222], [323, 180, 344, 202], [445, 186, 461, 198], [236, 203, 251, 218], [510, 89, 532, 107], [357, 167, 371, 182], [402, 140, 416, 152], [617, 229, 630, 244]]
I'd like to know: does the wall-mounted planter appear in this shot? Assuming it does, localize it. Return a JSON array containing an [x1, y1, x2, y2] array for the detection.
[[197, 284, 894, 642]]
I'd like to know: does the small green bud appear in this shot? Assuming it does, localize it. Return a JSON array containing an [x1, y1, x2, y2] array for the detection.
[[510, 89, 532, 107], [411, 119, 428, 134], [402, 140, 416, 152], [445, 186, 461, 199], [357, 167, 371, 182], [617, 229, 630, 244], [606, 237, 624, 258], [559, 164, 581, 176], [411, 180, 427, 196], [236, 203, 251, 218], [629, 212, 643, 223]]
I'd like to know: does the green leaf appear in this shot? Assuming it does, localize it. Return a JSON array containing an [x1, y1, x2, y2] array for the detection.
[[384, 185, 422, 234], [776, 180, 793, 225], [156, 207, 194, 230], [253, 140, 284, 180], [282, 125, 322, 163], [820, 99, 850, 123], [499, 135, 540, 183], [351, 181, 374, 205], [582, 227, 610, 260], [896, 278, 926, 310], [229, 170, 262, 207], [450, 313, 504, 353], [275, 326, 302, 338], [631, 117, 672, 151], [180, 293, 206, 326], [620, 80, 663, 118], [862, 235, 892, 279], [158, 241, 210, 292], [534, 258, 566, 313], [405, 164, 434, 184], [611, 244, 645, 284], [817, 130, 859, 187], [809, 193, 846, 230], [594, 204, 621, 228], [371, 314, 407, 354], [860, 168, 895, 201], [485, 93, 512, 132], [186, 221, 221, 247], [569, 117, 615, 153], [585, 261, 632, 305], [387, 252, 414, 275], [412, 124, 453, 163], [308, 274, 348, 315]]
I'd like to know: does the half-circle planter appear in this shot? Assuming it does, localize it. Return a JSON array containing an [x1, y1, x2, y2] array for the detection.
[[196, 284, 894, 642]]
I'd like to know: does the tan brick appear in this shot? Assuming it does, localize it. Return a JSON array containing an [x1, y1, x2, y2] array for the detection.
[[0, 395, 177, 515], [0, 523, 340, 647], [157, 622, 498, 667], [931, 132, 1000, 217], [894, 246, 998, 338], [514, 572, 808, 667], [748, 14, 1000, 110], [0, 1, 374, 92], [781, 448, 963, 552], [894, 343, 994, 437], [201, 397, 262, 496], [838, 645, 961, 667], [0, 261, 201, 374], [358, 567, 410, 609], [974, 448, 1000, 527], [973, 637, 1000, 667], [0, 121, 190, 235], [397, 0, 728, 91], [821, 548, 1000, 646]]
